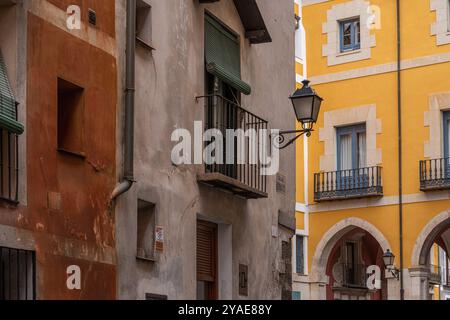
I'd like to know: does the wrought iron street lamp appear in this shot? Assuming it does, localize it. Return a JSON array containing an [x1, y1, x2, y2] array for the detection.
[[383, 249, 400, 280], [273, 79, 323, 149]]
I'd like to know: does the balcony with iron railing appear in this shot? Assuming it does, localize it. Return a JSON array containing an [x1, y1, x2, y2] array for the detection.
[[314, 166, 383, 202], [420, 158, 450, 191], [429, 264, 442, 285], [335, 263, 368, 289], [196, 94, 268, 199]]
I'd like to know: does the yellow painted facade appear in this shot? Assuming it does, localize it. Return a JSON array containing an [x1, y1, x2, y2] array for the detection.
[[294, 0, 450, 300]]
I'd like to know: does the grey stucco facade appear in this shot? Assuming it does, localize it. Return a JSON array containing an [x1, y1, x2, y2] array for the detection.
[[115, 0, 296, 300]]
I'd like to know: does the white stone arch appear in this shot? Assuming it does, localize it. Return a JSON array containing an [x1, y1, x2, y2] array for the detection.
[[411, 209, 450, 267], [310, 217, 391, 282]]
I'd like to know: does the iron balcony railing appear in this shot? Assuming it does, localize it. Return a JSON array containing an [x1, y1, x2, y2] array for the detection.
[[336, 263, 368, 289], [429, 264, 442, 285], [447, 268, 450, 286], [420, 158, 450, 191], [314, 166, 383, 202], [200, 94, 268, 197]]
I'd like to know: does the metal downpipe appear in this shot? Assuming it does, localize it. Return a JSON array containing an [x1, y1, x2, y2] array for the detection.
[[111, 0, 136, 201]]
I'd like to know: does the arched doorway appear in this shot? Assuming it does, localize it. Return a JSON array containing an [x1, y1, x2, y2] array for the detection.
[[411, 210, 450, 300], [310, 218, 391, 300]]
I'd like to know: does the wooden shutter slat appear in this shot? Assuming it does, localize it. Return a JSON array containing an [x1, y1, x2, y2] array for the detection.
[[196, 221, 217, 282]]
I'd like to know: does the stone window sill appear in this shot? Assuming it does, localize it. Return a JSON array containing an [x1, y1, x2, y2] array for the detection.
[[336, 49, 362, 57]]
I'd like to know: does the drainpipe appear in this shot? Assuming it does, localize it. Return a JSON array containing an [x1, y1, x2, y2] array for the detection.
[[396, 0, 405, 300], [111, 0, 136, 201]]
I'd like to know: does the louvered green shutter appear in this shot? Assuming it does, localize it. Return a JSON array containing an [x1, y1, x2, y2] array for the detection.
[[204, 15, 251, 95], [0, 52, 23, 135]]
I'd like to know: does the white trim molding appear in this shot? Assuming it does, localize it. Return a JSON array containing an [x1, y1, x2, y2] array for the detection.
[[431, 0, 450, 46], [411, 209, 450, 266], [424, 91, 450, 159], [318, 104, 382, 172], [310, 217, 391, 283], [322, 0, 376, 66]]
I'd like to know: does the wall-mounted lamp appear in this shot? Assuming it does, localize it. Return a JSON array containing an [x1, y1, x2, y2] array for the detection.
[[273, 79, 323, 149], [383, 249, 400, 280]]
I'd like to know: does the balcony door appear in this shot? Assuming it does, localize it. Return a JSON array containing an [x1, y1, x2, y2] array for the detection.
[[204, 14, 242, 180], [444, 111, 450, 177], [336, 124, 367, 189]]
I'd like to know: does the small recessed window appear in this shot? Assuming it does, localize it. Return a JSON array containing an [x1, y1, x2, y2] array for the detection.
[[57, 78, 85, 157], [339, 17, 361, 52], [137, 200, 156, 261], [136, 0, 153, 50], [88, 9, 97, 26]]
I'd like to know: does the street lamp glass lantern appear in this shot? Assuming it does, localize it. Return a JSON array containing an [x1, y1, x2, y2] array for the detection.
[[290, 79, 323, 130], [383, 249, 395, 267]]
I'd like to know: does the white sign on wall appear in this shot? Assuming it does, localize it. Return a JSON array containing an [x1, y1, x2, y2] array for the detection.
[[366, 265, 382, 290]]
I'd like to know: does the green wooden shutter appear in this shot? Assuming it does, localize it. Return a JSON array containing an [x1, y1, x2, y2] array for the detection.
[[204, 15, 251, 95], [0, 52, 24, 135]]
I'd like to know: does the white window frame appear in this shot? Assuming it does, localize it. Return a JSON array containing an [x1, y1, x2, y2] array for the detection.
[[431, 0, 450, 45], [322, 0, 376, 66]]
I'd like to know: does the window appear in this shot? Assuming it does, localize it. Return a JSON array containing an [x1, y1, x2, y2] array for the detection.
[[443, 111, 450, 177], [204, 13, 250, 96], [337, 124, 366, 171], [0, 130, 18, 203], [342, 241, 365, 287], [0, 247, 36, 300], [196, 220, 218, 300], [0, 51, 22, 203], [136, 200, 156, 261], [57, 78, 85, 157], [295, 235, 304, 274], [292, 291, 301, 300], [136, 0, 153, 49], [339, 18, 361, 52]]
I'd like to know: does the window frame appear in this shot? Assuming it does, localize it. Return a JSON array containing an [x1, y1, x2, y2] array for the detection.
[[295, 235, 305, 275], [336, 123, 366, 171], [443, 111, 450, 159], [339, 17, 361, 53]]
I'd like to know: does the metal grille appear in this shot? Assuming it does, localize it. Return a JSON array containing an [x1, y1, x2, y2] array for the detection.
[[337, 263, 367, 288], [0, 128, 19, 204], [0, 247, 36, 300], [429, 264, 442, 285], [202, 94, 268, 194], [314, 166, 383, 202], [420, 158, 450, 191]]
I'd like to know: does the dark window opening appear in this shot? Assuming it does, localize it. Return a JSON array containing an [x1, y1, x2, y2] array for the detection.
[[296, 235, 305, 274], [137, 200, 156, 261], [136, 0, 153, 49], [0, 129, 18, 203], [57, 78, 85, 157], [0, 246, 36, 300]]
